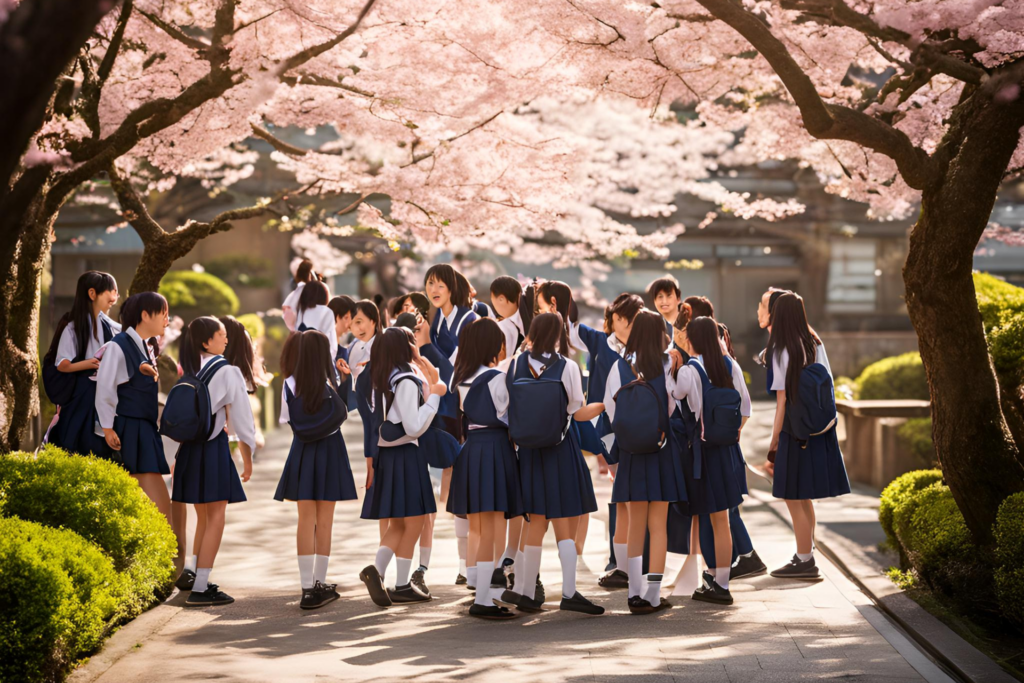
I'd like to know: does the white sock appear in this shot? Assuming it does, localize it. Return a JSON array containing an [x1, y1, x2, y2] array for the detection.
[[396, 557, 413, 587], [522, 546, 543, 600], [644, 573, 663, 604], [374, 546, 395, 577], [613, 543, 627, 571], [627, 557, 643, 598], [418, 546, 432, 569], [298, 555, 315, 590], [467, 565, 478, 589], [500, 542, 517, 565], [557, 539, 577, 599], [184, 555, 197, 573], [475, 561, 495, 606], [715, 567, 730, 590], [797, 551, 813, 562], [313, 555, 329, 585], [673, 554, 702, 596], [193, 568, 212, 593], [511, 550, 525, 594]]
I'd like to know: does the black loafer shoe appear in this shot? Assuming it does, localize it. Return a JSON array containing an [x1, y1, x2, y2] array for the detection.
[[506, 571, 516, 591], [455, 573, 467, 586], [495, 589, 519, 607], [314, 580, 340, 608], [299, 584, 336, 610], [185, 584, 234, 607], [359, 565, 393, 607], [470, 603, 518, 620], [653, 596, 672, 612], [516, 594, 545, 613], [769, 555, 820, 580], [692, 576, 734, 605], [731, 550, 768, 580], [627, 595, 656, 615], [411, 568, 431, 597], [388, 583, 432, 604], [560, 592, 605, 615], [491, 565, 508, 589], [598, 569, 629, 589], [175, 568, 196, 592], [535, 576, 546, 603]]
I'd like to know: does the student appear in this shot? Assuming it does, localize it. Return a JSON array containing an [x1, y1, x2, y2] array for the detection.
[[328, 295, 357, 399], [448, 318, 522, 619], [47, 271, 120, 458], [671, 316, 751, 605], [275, 330, 357, 609], [294, 281, 337, 361], [764, 293, 850, 579], [505, 312, 603, 616], [169, 317, 255, 606], [283, 259, 318, 332], [458, 273, 494, 319], [348, 300, 379, 386], [95, 292, 173, 528], [427, 264, 479, 364], [359, 327, 447, 607], [490, 276, 526, 360], [648, 276, 682, 340]]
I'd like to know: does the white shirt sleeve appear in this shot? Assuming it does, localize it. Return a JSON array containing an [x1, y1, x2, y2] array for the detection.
[[732, 360, 752, 417], [672, 364, 703, 419], [279, 377, 293, 424], [568, 322, 585, 355], [56, 323, 78, 366], [390, 379, 440, 439], [498, 319, 518, 361], [562, 360, 585, 414], [603, 363, 624, 423], [815, 343, 832, 377], [489, 371, 510, 422], [94, 341, 131, 429], [770, 348, 789, 392], [282, 283, 304, 332], [209, 365, 256, 451]]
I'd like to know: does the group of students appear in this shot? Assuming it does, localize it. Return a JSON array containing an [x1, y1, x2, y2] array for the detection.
[[41, 259, 850, 619]]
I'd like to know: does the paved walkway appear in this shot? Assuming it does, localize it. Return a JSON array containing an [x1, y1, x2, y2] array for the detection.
[[74, 408, 955, 683]]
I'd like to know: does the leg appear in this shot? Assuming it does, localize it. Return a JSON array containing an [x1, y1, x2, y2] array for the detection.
[[419, 512, 435, 569], [467, 514, 481, 588], [493, 515, 506, 562], [296, 501, 316, 589], [455, 515, 470, 580], [730, 507, 754, 559], [504, 516, 523, 563], [193, 504, 208, 560], [709, 510, 733, 589], [671, 517, 702, 596], [785, 499, 814, 555], [191, 501, 227, 595], [394, 515, 426, 589], [520, 515, 549, 600], [575, 513, 589, 556], [379, 519, 389, 543], [133, 473, 172, 527], [473, 511, 502, 607], [313, 501, 337, 585], [171, 501, 187, 570], [626, 501, 649, 598], [440, 467, 453, 504], [612, 503, 629, 571], [643, 502, 669, 603]]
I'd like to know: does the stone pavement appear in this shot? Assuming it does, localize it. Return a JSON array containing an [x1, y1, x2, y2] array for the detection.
[[73, 410, 957, 683]]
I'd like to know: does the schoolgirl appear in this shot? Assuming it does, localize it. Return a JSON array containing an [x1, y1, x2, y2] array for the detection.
[[47, 271, 120, 458], [169, 317, 255, 606], [348, 300, 379, 387], [426, 264, 479, 366], [294, 281, 337, 361], [504, 312, 603, 616], [95, 292, 173, 525], [328, 295, 357, 400], [490, 276, 526, 362], [359, 327, 447, 607], [447, 318, 523, 619], [457, 272, 494, 319], [275, 330, 357, 609], [283, 259, 318, 332], [764, 292, 850, 579], [670, 316, 751, 605], [647, 276, 682, 342]]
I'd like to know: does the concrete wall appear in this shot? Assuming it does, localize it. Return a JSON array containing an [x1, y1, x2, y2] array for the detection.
[[818, 331, 920, 378]]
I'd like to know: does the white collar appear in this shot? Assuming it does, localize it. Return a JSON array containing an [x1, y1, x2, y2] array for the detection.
[[607, 334, 626, 356], [508, 308, 523, 333], [466, 365, 495, 384], [354, 335, 374, 350], [442, 306, 459, 329], [126, 327, 150, 357]]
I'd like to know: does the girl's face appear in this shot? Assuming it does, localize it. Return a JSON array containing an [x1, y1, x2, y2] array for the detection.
[[654, 291, 680, 318], [491, 294, 517, 320], [139, 308, 169, 336], [611, 313, 631, 343], [351, 311, 375, 342], [426, 276, 451, 310], [536, 295, 556, 315], [757, 291, 772, 329], [91, 287, 119, 314], [204, 326, 228, 356], [335, 312, 352, 337]]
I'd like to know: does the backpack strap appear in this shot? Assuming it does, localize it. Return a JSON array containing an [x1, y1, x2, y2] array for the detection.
[[685, 358, 708, 479], [197, 356, 229, 385], [452, 306, 474, 338]]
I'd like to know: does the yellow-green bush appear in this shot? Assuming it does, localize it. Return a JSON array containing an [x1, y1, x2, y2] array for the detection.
[[236, 313, 265, 343], [974, 272, 1024, 334], [854, 352, 929, 401], [995, 492, 1024, 630], [989, 312, 1024, 382], [159, 270, 239, 319], [880, 469, 942, 551], [0, 518, 122, 683], [897, 418, 935, 467]]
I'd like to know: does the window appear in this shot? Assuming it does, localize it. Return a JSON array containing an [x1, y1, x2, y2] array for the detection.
[[827, 239, 876, 313]]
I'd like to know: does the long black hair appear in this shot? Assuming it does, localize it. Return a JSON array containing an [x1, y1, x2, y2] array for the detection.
[[220, 316, 261, 393], [295, 259, 316, 284], [370, 327, 415, 409], [624, 310, 667, 382], [527, 312, 564, 358], [425, 264, 470, 309], [687, 316, 732, 388], [766, 293, 822, 401], [179, 316, 224, 376], [293, 330, 335, 414], [452, 318, 504, 387], [70, 271, 117, 356], [520, 279, 539, 337], [603, 293, 644, 336], [328, 295, 357, 322], [297, 280, 329, 316], [536, 281, 577, 354]]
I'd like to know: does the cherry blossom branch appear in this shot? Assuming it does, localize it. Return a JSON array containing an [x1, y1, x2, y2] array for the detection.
[[79, 0, 134, 137], [278, 0, 378, 73], [107, 161, 165, 243], [137, 8, 208, 52], [250, 123, 309, 156]]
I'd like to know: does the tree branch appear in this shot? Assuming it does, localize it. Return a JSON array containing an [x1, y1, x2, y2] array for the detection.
[[79, 0, 134, 137], [107, 162, 167, 244], [137, 7, 209, 52], [278, 0, 378, 73], [250, 122, 308, 156]]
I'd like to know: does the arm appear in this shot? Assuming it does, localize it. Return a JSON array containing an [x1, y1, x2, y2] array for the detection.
[[278, 382, 291, 424], [95, 342, 128, 450], [575, 403, 605, 422], [394, 379, 441, 439], [56, 325, 101, 373], [770, 390, 786, 453]]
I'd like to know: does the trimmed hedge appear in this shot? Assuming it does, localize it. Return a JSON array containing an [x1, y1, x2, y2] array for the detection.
[[0, 518, 122, 683], [974, 272, 1024, 334], [896, 417, 935, 467], [0, 448, 176, 619], [854, 352, 929, 401], [880, 469, 942, 551], [159, 270, 239, 319], [236, 313, 265, 343], [989, 312, 1024, 382], [995, 492, 1024, 630]]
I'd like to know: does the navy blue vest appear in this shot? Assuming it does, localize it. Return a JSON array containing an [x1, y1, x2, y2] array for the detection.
[[461, 369, 505, 429], [112, 332, 159, 423], [378, 364, 425, 444], [430, 306, 476, 359]]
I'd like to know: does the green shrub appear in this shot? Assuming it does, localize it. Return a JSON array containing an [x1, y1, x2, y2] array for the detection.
[[236, 313, 265, 342], [989, 312, 1024, 382], [854, 352, 929, 401], [159, 270, 239, 319], [0, 517, 122, 683], [0, 448, 175, 619], [897, 418, 935, 467], [834, 375, 858, 401], [203, 254, 274, 288], [974, 272, 1024, 334], [262, 313, 289, 375], [995, 492, 1024, 630], [879, 469, 942, 551]]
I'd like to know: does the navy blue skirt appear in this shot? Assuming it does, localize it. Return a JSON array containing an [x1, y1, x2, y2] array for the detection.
[[447, 428, 523, 517], [419, 426, 460, 469], [518, 428, 598, 519], [172, 430, 246, 503], [114, 415, 168, 475], [672, 420, 744, 516], [48, 378, 111, 460], [773, 429, 851, 500], [576, 419, 606, 457], [361, 442, 437, 519], [611, 440, 687, 504], [274, 430, 358, 502]]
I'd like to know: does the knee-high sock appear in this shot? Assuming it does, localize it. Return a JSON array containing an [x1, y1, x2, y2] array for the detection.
[[374, 546, 395, 578], [613, 543, 628, 572], [510, 549, 525, 594], [627, 556, 643, 599], [313, 555, 329, 585], [475, 561, 495, 606], [418, 546, 432, 570], [193, 568, 212, 593], [455, 517, 469, 574], [184, 555, 197, 573], [522, 546, 543, 600], [672, 553, 701, 596], [298, 555, 315, 589], [557, 539, 577, 599], [467, 565, 478, 589]]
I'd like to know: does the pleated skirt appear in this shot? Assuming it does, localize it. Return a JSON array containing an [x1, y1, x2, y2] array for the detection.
[[518, 428, 598, 519], [274, 430, 358, 502], [114, 415, 168, 475], [48, 380, 111, 459], [172, 431, 246, 503], [773, 429, 851, 500], [672, 420, 745, 516], [419, 425, 460, 469], [611, 439, 687, 504], [447, 428, 523, 517], [576, 419, 606, 457], [361, 442, 437, 519]]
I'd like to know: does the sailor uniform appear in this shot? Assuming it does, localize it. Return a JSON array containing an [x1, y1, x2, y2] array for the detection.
[[282, 282, 306, 332]]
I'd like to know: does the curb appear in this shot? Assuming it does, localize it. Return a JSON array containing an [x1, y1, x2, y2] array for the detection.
[[747, 489, 1018, 683], [68, 600, 182, 683]]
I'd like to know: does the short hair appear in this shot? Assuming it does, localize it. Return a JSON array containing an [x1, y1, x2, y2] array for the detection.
[[328, 295, 357, 321], [684, 295, 714, 319], [647, 276, 680, 301], [489, 276, 523, 302]]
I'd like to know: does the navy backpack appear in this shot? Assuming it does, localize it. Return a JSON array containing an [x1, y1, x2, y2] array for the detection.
[[612, 364, 668, 454], [788, 363, 837, 442], [507, 353, 571, 449], [160, 357, 229, 443], [287, 381, 348, 443], [690, 358, 742, 446]]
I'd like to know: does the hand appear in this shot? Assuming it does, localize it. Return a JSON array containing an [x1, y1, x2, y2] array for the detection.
[[80, 358, 101, 371], [608, 462, 618, 480], [241, 460, 252, 482], [365, 459, 374, 490], [239, 443, 253, 482], [415, 355, 440, 386], [430, 381, 448, 397], [139, 362, 158, 380], [336, 358, 351, 377], [765, 460, 775, 477], [414, 314, 431, 347], [669, 348, 684, 374], [103, 428, 121, 451]]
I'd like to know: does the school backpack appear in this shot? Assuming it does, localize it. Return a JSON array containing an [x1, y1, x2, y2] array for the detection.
[[41, 318, 77, 407], [611, 363, 668, 454], [160, 356, 230, 443], [288, 381, 348, 443], [788, 363, 837, 441], [507, 353, 571, 449], [690, 358, 742, 446]]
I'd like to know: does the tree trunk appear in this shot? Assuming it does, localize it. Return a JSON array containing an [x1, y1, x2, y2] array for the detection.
[[903, 96, 1024, 546], [129, 236, 179, 295]]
